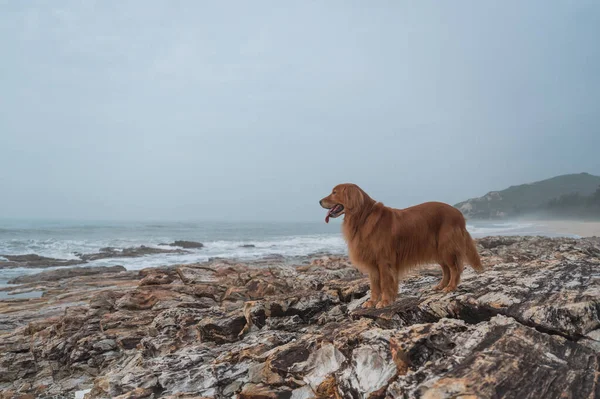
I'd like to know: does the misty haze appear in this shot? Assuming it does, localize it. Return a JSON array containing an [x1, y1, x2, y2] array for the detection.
[[1, 2, 600, 398]]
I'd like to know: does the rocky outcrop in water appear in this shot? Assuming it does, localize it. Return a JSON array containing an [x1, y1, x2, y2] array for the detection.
[[78, 246, 189, 262], [165, 241, 204, 249], [1, 236, 600, 398], [0, 254, 82, 269], [0, 246, 190, 269]]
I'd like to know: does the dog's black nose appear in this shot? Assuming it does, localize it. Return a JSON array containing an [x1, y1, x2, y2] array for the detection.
[[319, 199, 323, 206]]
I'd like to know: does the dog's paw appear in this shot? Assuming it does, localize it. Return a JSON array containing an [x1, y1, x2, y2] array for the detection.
[[433, 283, 446, 291], [375, 299, 392, 309], [442, 286, 457, 293], [362, 299, 377, 308]]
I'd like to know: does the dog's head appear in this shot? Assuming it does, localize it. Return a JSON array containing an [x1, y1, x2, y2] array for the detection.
[[320, 183, 368, 223]]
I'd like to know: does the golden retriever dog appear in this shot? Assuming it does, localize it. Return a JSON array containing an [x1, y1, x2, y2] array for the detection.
[[320, 183, 483, 308]]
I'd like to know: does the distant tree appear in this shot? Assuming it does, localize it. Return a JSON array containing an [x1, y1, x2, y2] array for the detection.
[[547, 192, 585, 209], [586, 186, 600, 218], [589, 185, 600, 205], [511, 205, 522, 216]]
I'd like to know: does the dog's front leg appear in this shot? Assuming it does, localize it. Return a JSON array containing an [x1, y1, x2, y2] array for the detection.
[[362, 268, 381, 308]]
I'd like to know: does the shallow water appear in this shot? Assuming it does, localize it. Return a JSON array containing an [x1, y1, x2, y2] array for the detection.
[[0, 283, 44, 299]]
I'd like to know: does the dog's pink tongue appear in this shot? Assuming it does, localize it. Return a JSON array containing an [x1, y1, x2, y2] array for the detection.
[[325, 213, 330, 223]]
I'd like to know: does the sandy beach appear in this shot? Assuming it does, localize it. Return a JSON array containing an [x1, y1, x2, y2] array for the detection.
[[532, 220, 600, 238]]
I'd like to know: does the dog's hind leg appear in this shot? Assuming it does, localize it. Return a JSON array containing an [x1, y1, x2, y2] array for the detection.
[[376, 263, 398, 308], [443, 255, 464, 293], [433, 263, 451, 290], [362, 267, 382, 308], [438, 226, 467, 292]]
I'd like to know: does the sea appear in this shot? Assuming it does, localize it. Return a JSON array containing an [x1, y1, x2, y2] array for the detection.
[[0, 219, 575, 286]]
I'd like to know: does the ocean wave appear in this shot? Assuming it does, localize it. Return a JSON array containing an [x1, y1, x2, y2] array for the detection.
[[0, 220, 573, 280], [0, 222, 544, 263], [87, 235, 348, 270], [0, 238, 161, 260], [0, 234, 348, 272]]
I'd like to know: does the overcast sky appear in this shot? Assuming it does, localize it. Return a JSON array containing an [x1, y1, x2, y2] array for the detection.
[[1, 1, 599, 222]]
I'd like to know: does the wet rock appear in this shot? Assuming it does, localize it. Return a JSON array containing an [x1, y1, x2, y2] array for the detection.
[[117, 334, 145, 350], [0, 349, 37, 383], [93, 339, 118, 352], [247, 362, 284, 386], [0, 247, 190, 270], [161, 395, 212, 399], [265, 315, 303, 331], [80, 246, 188, 262], [299, 343, 346, 391], [91, 291, 124, 311], [115, 290, 159, 311], [0, 392, 35, 399], [387, 316, 600, 399], [336, 331, 397, 397], [326, 278, 370, 302], [166, 241, 204, 249], [244, 290, 340, 329], [351, 296, 438, 329], [150, 306, 208, 348], [308, 255, 354, 270], [176, 267, 220, 285], [267, 340, 313, 374], [139, 273, 176, 286], [240, 244, 256, 248], [198, 310, 247, 344], [0, 254, 83, 269], [7, 266, 126, 284], [414, 257, 600, 339], [113, 387, 155, 399], [238, 383, 293, 399]]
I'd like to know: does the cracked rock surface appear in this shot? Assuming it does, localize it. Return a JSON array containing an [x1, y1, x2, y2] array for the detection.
[[1, 236, 600, 398]]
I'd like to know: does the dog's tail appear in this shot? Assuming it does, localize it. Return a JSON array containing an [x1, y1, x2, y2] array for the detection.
[[464, 230, 484, 273]]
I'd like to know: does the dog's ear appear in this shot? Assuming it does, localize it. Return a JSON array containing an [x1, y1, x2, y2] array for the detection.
[[344, 184, 365, 211]]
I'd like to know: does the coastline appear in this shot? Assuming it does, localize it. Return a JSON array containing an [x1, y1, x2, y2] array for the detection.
[[528, 220, 600, 238], [1, 218, 597, 286]]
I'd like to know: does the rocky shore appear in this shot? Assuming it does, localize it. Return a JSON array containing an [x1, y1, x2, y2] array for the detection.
[[1, 236, 600, 398]]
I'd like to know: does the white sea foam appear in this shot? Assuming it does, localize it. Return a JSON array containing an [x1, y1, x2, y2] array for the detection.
[[0, 234, 348, 273], [84, 235, 348, 270]]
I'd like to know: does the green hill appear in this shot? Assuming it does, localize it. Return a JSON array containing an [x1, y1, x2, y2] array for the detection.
[[455, 173, 600, 219]]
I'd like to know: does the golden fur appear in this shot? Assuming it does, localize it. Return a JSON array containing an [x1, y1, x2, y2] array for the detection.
[[320, 183, 483, 308]]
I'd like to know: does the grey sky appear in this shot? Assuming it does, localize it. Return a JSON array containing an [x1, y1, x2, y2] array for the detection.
[[1, 1, 599, 222]]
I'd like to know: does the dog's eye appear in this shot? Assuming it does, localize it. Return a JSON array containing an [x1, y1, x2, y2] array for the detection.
[[333, 191, 337, 194]]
